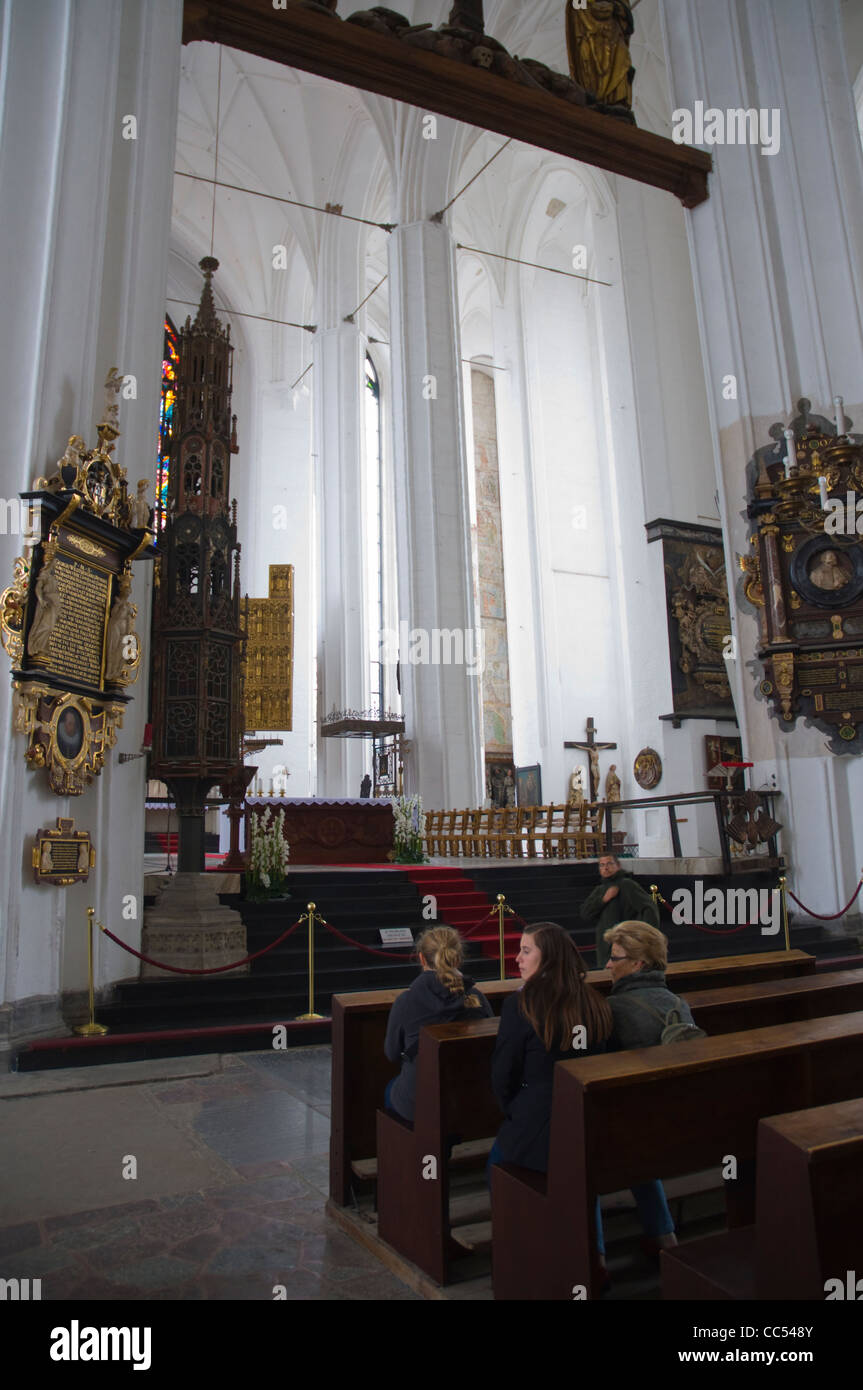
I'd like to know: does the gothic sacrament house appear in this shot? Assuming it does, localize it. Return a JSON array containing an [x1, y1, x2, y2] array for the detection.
[[149, 258, 245, 871]]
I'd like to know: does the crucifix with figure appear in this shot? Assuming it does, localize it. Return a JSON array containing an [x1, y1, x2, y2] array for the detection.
[[565, 717, 617, 803]]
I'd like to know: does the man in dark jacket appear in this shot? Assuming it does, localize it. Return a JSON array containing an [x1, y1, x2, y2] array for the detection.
[[580, 853, 659, 967]]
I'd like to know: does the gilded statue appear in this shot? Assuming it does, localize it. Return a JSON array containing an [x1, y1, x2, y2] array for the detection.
[[605, 763, 621, 802], [28, 562, 61, 659], [565, 0, 635, 110]]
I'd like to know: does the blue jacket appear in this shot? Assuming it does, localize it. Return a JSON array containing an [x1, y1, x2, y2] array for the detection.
[[384, 970, 493, 1121]]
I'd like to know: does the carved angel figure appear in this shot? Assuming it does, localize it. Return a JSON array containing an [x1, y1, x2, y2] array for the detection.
[[105, 577, 135, 682], [27, 563, 61, 658], [131, 479, 151, 528]]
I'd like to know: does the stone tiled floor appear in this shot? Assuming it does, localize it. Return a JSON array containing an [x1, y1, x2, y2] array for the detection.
[[0, 1047, 418, 1301]]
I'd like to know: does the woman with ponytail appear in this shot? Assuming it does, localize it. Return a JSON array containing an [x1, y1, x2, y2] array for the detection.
[[489, 923, 612, 1173], [384, 926, 493, 1123]]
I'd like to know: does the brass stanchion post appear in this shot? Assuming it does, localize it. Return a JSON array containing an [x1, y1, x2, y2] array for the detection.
[[496, 893, 517, 980], [297, 902, 324, 1020], [778, 874, 791, 953], [650, 884, 660, 907], [75, 907, 108, 1036]]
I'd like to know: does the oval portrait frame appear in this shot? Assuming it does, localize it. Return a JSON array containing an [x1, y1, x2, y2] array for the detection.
[[50, 698, 89, 769]]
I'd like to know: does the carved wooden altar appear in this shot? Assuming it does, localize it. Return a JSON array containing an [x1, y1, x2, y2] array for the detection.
[[247, 797, 394, 865]]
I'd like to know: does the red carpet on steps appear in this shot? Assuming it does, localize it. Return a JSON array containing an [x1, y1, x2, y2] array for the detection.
[[402, 865, 521, 975]]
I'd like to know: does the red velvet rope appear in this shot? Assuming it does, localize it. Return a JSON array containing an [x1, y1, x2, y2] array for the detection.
[[654, 892, 760, 936], [787, 879, 862, 920], [320, 918, 421, 961], [99, 917, 304, 975]]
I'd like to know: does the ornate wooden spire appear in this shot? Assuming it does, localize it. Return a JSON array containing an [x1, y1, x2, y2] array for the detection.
[[149, 258, 246, 871]]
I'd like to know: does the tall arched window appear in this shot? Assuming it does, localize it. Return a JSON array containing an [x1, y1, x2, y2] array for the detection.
[[157, 316, 179, 530], [364, 355, 384, 712]]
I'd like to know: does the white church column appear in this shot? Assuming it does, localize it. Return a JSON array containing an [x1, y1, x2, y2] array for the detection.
[[388, 218, 483, 808], [0, 0, 182, 1053], [660, 0, 863, 910], [314, 219, 368, 799]]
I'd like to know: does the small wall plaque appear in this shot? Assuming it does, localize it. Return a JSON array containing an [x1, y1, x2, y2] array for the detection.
[[32, 817, 94, 886]]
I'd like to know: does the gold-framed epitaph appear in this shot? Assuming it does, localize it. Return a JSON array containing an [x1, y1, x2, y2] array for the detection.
[[32, 817, 95, 886]]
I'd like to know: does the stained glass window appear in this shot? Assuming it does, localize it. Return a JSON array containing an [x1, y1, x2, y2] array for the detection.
[[157, 316, 179, 530]]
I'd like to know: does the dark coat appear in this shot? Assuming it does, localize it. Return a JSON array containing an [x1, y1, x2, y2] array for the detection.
[[580, 868, 660, 967], [608, 968, 696, 1051], [491, 990, 607, 1172], [384, 970, 493, 1122]]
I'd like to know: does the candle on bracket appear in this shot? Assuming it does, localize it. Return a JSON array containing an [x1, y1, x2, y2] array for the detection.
[[833, 395, 845, 437], [783, 428, 796, 479], [818, 476, 829, 510]]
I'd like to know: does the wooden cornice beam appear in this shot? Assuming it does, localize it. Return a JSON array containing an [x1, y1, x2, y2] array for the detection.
[[182, 1, 711, 208]]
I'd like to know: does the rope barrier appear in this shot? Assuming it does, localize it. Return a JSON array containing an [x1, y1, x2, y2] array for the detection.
[[457, 906, 501, 939], [787, 878, 862, 920], [99, 916, 304, 975], [653, 891, 762, 936], [321, 919, 420, 961]]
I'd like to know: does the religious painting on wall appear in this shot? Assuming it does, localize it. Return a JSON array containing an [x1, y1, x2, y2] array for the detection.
[[646, 518, 735, 722], [633, 746, 662, 791], [705, 734, 744, 791], [515, 764, 542, 807]]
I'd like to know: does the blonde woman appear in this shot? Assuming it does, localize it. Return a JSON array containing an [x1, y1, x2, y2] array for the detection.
[[384, 927, 493, 1123], [599, 920, 698, 1258]]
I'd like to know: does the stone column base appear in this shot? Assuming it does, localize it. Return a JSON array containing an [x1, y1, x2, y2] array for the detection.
[[141, 872, 249, 978]]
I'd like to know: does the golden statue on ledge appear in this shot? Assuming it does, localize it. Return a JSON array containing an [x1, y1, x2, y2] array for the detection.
[[566, 0, 635, 111]]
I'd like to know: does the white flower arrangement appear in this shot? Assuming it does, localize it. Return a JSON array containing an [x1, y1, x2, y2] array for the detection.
[[393, 793, 427, 864], [248, 806, 290, 899]]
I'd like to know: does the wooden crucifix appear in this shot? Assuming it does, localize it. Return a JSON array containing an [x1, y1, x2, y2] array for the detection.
[[565, 717, 617, 803]]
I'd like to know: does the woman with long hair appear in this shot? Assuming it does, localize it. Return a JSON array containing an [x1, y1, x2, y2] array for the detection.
[[489, 922, 612, 1173], [384, 926, 493, 1123]]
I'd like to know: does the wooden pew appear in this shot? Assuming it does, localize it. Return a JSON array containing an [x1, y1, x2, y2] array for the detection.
[[373, 968, 857, 1284], [328, 949, 815, 1206], [376, 1018, 500, 1284], [329, 980, 514, 1206], [679, 967, 863, 1034], [661, 1095, 863, 1300], [491, 1010, 863, 1300]]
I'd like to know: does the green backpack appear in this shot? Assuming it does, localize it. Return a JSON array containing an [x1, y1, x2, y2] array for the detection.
[[632, 996, 707, 1044]]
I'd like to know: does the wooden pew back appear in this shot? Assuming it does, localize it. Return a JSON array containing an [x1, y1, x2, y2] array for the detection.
[[756, 1096, 863, 1299], [377, 1018, 499, 1282], [328, 950, 815, 1205], [489, 1011, 863, 1299]]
